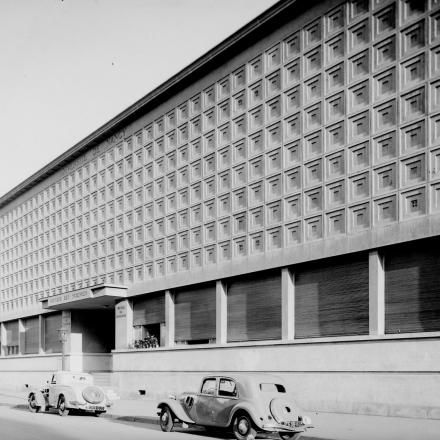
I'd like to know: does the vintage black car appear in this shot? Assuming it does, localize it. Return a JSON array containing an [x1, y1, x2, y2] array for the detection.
[[157, 374, 312, 440]]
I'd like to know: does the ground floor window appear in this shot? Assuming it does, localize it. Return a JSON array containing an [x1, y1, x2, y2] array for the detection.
[[133, 293, 164, 347], [385, 239, 440, 334], [23, 316, 39, 354], [44, 313, 62, 354], [227, 270, 281, 342], [5, 320, 19, 355], [175, 284, 216, 345], [294, 253, 369, 338]]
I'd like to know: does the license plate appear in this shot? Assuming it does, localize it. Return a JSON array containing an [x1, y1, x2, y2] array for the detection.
[[87, 405, 105, 411], [286, 421, 302, 428]]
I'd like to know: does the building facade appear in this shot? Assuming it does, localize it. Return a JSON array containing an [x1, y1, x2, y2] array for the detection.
[[1, 0, 440, 418]]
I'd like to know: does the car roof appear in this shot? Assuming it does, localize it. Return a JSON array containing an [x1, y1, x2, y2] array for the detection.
[[202, 373, 286, 386]]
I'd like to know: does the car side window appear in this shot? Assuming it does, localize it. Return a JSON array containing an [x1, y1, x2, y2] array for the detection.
[[201, 378, 216, 395], [218, 378, 237, 397]]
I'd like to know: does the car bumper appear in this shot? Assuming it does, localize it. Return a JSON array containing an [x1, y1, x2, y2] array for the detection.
[[260, 422, 311, 433], [69, 402, 108, 412]]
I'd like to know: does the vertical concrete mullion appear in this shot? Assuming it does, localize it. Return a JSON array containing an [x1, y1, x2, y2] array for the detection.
[[216, 280, 227, 344], [0, 322, 6, 356], [164, 290, 175, 347], [369, 250, 385, 336], [18, 319, 25, 355], [38, 315, 44, 354], [281, 268, 295, 341]]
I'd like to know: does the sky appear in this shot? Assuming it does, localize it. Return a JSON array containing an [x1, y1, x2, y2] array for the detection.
[[0, 0, 278, 198]]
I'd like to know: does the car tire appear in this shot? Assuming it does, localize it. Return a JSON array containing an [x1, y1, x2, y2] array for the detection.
[[28, 393, 40, 413], [58, 395, 70, 417], [159, 406, 174, 432], [232, 413, 257, 440], [279, 433, 303, 440]]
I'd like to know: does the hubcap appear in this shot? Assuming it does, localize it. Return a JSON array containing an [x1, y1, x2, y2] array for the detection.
[[161, 411, 169, 425], [238, 418, 249, 435], [29, 397, 35, 408]]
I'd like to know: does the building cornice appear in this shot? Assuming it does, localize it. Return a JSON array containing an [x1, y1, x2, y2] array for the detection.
[[0, 0, 302, 210]]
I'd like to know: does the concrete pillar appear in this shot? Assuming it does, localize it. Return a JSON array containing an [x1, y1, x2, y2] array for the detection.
[[369, 250, 385, 336], [18, 319, 25, 355], [0, 322, 6, 356], [38, 315, 44, 354], [115, 299, 133, 350], [216, 280, 227, 344], [281, 268, 295, 340], [164, 290, 175, 347]]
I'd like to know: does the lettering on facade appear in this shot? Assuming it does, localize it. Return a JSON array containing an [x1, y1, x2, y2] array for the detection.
[[48, 288, 92, 307], [115, 302, 126, 318]]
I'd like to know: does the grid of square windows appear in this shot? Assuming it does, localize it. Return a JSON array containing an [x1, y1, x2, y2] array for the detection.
[[1, 0, 440, 311]]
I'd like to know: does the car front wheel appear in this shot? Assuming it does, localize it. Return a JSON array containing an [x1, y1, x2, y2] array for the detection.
[[232, 413, 257, 440], [58, 395, 69, 417], [159, 406, 174, 432], [28, 394, 40, 413]]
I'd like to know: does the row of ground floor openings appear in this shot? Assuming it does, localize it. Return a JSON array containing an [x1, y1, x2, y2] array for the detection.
[[1, 237, 439, 356]]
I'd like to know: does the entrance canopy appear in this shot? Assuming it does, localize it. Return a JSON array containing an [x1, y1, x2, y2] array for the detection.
[[40, 284, 128, 310]]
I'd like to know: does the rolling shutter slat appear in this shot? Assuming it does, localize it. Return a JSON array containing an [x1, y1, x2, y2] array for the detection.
[[295, 254, 369, 338], [44, 313, 62, 354], [385, 242, 440, 333], [133, 294, 165, 326], [24, 317, 39, 354], [175, 285, 216, 342], [227, 271, 281, 342], [5, 321, 19, 346]]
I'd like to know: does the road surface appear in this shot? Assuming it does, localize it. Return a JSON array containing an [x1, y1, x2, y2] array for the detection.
[[0, 403, 241, 440]]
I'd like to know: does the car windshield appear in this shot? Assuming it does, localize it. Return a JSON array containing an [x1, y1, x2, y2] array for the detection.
[[260, 383, 286, 393]]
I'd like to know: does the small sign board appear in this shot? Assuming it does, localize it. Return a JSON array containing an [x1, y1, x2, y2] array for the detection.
[[115, 302, 127, 318], [47, 288, 92, 307]]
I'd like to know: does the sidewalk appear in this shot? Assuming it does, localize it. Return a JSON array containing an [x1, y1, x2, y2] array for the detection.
[[1, 389, 439, 440]]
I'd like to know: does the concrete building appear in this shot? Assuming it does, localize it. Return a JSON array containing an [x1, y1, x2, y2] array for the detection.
[[1, 0, 440, 419]]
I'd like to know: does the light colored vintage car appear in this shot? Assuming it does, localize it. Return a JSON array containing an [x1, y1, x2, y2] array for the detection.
[[157, 374, 313, 440], [27, 371, 112, 417]]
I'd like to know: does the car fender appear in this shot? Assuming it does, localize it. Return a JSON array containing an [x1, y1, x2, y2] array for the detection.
[[157, 399, 195, 424], [228, 402, 263, 429], [28, 390, 46, 407]]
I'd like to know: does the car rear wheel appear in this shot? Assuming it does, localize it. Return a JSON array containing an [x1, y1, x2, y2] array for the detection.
[[159, 406, 174, 432], [232, 413, 257, 440], [279, 433, 303, 440], [28, 394, 40, 413], [58, 395, 69, 417]]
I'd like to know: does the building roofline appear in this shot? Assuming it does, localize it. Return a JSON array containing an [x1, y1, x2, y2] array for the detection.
[[0, 0, 300, 210]]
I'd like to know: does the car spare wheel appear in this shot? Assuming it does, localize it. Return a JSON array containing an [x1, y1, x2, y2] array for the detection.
[[82, 386, 105, 404], [270, 398, 296, 424]]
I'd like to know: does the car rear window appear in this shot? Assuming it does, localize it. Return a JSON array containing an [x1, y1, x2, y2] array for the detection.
[[260, 383, 286, 393]]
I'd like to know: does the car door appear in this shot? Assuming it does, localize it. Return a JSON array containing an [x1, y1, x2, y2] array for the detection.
[[210, 377, 238, 427], [47, 374, 58, 407], [195, 377, 217, 425]]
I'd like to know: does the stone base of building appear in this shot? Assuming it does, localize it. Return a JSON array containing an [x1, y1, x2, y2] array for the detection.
[[1, 336, 439, 420]]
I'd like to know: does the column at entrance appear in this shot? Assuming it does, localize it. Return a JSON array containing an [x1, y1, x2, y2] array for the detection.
[[115, 300, 133, 349]]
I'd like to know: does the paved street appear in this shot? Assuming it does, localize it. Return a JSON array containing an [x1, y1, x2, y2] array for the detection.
[[0, 404, 229, 440]]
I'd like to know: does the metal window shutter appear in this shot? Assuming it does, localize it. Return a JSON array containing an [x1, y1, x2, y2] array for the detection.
[[227, 271, 281, 342], [44, 313, 62, 354], [5, 321, 19, 346], [295, 254, 369, 338], [24, 317, 39, 354], [175, 285, 216, 342], [133, 293, 165, 326], [385, 243, 440, 333]]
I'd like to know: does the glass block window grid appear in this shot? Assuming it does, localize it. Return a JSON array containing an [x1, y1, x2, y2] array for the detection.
[[1, 0, 440, 311]]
